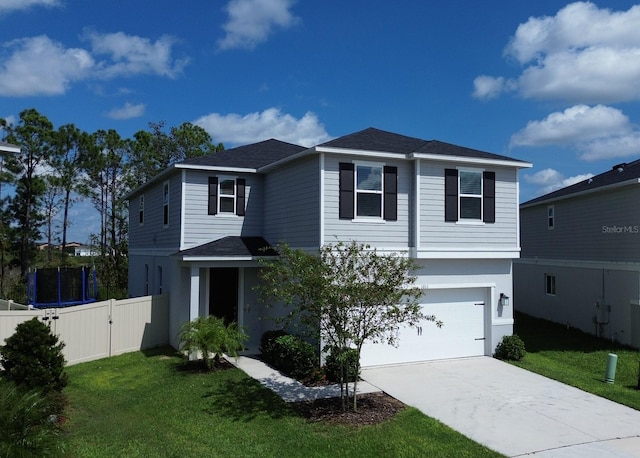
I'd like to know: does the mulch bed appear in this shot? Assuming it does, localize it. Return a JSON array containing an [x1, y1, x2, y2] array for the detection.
[[293, 392, 406, 426]]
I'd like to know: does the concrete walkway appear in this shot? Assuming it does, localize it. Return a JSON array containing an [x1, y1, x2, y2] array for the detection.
[[229, 355, 380, 402], [361, 357, 640, 457]]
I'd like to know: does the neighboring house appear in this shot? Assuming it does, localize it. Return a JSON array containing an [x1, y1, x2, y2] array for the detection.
[[516, 159, 640, 347], [0, 141, 20, 154], [127, 128, 531, 367]]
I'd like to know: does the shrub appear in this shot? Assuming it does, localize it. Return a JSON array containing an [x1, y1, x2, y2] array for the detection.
[[0, 379, 66, 457], [260, 331, 317, 380], [494, 334, 526, 361], [178, 316, 248, 370], [0, 318, 68, 393], [259, 329, 289, 366], [325, 347, 360, 383]]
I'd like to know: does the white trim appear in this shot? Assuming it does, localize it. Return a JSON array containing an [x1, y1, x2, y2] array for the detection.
[[415, 248, 521, 259], [217, 175, 238, 215], [319, 153, 325, 246], [353, 160, 385, 220], [411, 153, 532, 169], [418, 282, 497, 290], [189, 266, 200, 321], [180, 170, 186, 250], [175, 164, 256, 174], [415, 159, 421, 249], [316, 146, 405, 160], [0, 142, 20, 154], [516, 178, 521, 251], [182, 256, 255, 262]]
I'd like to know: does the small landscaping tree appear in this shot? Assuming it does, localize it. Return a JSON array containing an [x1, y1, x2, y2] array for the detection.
[[178, 316, 248, 370], [258, 241, 442, 411], [0, 318, 68, 394]]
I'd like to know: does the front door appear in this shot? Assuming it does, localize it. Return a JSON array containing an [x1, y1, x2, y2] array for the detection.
[[209, 268, 238, 324]]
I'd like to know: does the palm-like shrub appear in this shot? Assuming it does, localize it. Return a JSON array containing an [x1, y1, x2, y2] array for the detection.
[[0, 318, 68, 393], [0, 380, 65, 457], [178, 316, 248, 370]]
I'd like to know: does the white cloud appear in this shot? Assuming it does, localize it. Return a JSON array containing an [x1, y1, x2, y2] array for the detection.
[[84, 30, 188, 79], [511, 105, 640, 162], [193, 108, 330, 147], [0, 0, 61, 15], [107, 102, 145, 120], [218, 0, 299, 50], [0, 31, 187, 96], [524, 168, 594, 195], [472, 76, 504, 100], [510, 105, 631, 147], [0, 35, 94, 96], [478, 2, 640, 104]]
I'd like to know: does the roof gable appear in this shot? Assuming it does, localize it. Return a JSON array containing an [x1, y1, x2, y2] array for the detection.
[[319, 127, 427, 154], [522, 159, 640, 206]]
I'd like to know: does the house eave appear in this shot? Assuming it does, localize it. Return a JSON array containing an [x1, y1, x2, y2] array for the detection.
[[314, 146, 407, 160], [520, 178, 640, 209], [174, 164, 257, 174], [411, 153, 532, 169], [412, 247, 521, 259], [0, 142, 20, 154]]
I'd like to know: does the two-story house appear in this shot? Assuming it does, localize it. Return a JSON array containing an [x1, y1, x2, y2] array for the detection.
[[516, 159, 640, 348], [127, 128, 531, 367]]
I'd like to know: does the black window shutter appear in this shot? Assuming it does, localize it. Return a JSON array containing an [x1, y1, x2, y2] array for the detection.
[[236, 178, 246, 216], [208, 177, 218, 215], [339, 163, 354, 219], [444, 168, 458, 222], [383, 166, 397, 221], [483, 171, 495, 223]]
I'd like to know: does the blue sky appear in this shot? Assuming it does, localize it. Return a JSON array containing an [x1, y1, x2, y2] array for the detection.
[[2, 0, 640, 243]]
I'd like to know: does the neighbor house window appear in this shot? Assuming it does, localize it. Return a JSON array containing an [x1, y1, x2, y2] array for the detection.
[[545, 274, 556, 296], [208, 176, 246, 216], [163, 182, 169, 226], [339, 162, 397, 220], [139, 195, 144, 225], [547, 205, 555, 229], [444, 168, 495, 223]]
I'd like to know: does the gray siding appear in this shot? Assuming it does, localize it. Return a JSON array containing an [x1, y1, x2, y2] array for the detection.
[[182, 170, 264, 248], [128, 172, 182, 250], [514, 261, 640, 347], [521, 185, 640, 262], [420, 162, 519, 249], [323, 154, 411, 248], [263, 156, 320, 247]]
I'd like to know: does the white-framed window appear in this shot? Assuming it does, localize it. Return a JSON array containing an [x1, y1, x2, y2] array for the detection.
[[355, 163, 383, 218], [163, 182, 169, 226], [547, 205, 555, 229], [208, 176, 246, 216], [459, 169, 482, 220], [218, 177, 236, 214], [139, 195, 144, 225], [545, 273, 556, 296]]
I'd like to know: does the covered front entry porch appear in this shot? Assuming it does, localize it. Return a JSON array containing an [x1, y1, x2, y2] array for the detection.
[[179, 237, 278, 353]]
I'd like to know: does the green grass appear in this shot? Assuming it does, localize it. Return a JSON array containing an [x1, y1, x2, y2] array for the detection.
[[62, 348, 502, 457], [512, 312, 640, 410]]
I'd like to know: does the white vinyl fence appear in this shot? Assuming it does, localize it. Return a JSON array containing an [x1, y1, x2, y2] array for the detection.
[[0, 295, 169, 366]]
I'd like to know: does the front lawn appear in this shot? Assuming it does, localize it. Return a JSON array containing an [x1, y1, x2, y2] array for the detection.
[[512, 312, 640, 410], [63, 348, 501, 457]]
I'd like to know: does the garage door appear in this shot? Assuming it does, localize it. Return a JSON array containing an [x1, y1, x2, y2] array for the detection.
[[359, 288, 486, 367]]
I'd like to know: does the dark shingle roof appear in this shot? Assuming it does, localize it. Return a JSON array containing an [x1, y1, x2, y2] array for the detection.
[[522, 159, 640, 206], [320, 127, 528, 163], [320, 127, 427, 153], [179, 139, 306, 169], [178, 236, 276, 258]]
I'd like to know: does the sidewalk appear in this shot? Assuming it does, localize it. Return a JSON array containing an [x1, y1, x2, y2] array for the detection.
[[229, 355, 380, 402]]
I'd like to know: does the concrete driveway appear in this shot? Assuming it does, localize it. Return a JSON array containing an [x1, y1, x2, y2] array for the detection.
[[361, 357, 640, 457]]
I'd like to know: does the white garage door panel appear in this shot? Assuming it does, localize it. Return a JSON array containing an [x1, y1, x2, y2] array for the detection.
[[359, 288, 486, 367]]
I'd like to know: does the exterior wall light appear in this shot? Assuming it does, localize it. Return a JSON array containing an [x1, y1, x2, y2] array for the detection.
[[500, 293, 510, 307]]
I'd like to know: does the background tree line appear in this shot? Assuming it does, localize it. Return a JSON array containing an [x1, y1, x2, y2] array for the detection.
[[0, 108, 223, 301]]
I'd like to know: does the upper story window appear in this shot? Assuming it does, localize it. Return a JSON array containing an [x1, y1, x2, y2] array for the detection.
[[547, 205, 555, 229], [139, 195, 144, 225], [208, 176, 246, 216], [445, 168, 495, 223], [163, 182, 170, 226], [339, 162, 397, 221]]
